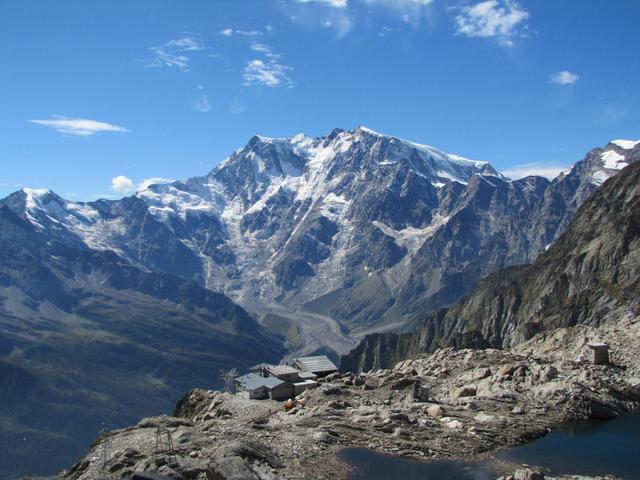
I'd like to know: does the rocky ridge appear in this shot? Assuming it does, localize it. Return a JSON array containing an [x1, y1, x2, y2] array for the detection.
[[57, 315, 640, 480], [341, 160, 640, 372]]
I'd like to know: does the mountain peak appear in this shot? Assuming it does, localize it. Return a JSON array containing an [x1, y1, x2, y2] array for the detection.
[[610, 139, 640, 150], [21, 187, 55, 205]]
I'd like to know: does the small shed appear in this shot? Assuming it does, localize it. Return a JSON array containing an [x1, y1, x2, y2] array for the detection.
[[235, 373, 293, 400], [235, 373, 269, 399], [293, 355, 338, 378], [586, 343, 610, 365]]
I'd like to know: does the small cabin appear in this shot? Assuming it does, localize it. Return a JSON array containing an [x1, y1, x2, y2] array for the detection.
[[293, 355, 338, 378], [586, 343, 610, 365], [234, 373, 293, 400]]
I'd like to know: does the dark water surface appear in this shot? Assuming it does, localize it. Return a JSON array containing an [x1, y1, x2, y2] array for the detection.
[[339, 448, 494, 480], [340, 414, 640, 480], [497, 413, 640, 479]]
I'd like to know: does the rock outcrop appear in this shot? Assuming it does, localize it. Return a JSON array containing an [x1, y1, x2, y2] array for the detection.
[[58, 316, 640, 480]]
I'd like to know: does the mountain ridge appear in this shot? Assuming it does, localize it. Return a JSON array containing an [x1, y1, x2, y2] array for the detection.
[[341, 160, 640, 372], [2, 128, 638, 357]]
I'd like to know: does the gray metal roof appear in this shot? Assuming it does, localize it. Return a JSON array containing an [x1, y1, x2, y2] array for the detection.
[[295, 355, 338, 373], [267, 365, 300, 375], [235, 373, 286, 391]]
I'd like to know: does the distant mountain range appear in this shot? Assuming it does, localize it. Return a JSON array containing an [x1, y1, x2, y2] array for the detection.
[[2, 128, 637, 356], [1, 128, 638, 478], [341, 160, 640, 372]]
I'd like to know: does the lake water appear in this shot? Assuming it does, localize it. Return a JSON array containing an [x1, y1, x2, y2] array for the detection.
[[339, 448, 495, 480], [497, 413, 640, 479], [340, 414, 640, 480]]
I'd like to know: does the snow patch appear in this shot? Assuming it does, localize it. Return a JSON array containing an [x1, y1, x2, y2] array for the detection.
[[373, 214, 451, 253], [590, 170, 610, 186], [318, 193, 349, 221], [600, 150, 628, 170], [611, 139, 640, 150]]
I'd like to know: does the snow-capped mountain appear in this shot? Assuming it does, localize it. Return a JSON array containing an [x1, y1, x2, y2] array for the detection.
[[3, 127, 638, 355]]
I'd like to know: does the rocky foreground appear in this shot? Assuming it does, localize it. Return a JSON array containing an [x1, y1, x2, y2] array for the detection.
[[57, 315, 640, 480]]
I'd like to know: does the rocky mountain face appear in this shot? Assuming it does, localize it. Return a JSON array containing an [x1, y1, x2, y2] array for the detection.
[[341, 160, 640, 373], [0, 206, 284, 479], [3, 129, 637, 357]]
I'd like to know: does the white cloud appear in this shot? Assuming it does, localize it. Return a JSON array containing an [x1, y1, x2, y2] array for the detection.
[[243, 59, 295, 88], [365, 0, 434, 9], [549, 70, 579, 85], [237, 29, 264, 36], [295, 0, 348, 7], [145, 37, 204, 71], [194, 93, 211, 112], [111, 176, 135, 194], [110, 176, 175, 195], [137, 177, 175, 191], [221, 28, 264, 36], [455, 0, 529, 47], [251, 43, 273, 54], [501, 163, 570, 180], [29, 116, 129, 136]]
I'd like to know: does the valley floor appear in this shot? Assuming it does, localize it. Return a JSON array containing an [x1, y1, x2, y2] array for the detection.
[[58, 315, 640, 480]]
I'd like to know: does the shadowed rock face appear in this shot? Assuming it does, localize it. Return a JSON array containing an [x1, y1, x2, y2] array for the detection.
[[0, 206, 285, 479], [342, 161, 640, 373]]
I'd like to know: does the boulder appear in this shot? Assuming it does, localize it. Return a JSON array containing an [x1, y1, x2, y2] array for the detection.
[[513, 467, 545, 480], [455, 386, 477, 398], [426, 405, 445, 418]]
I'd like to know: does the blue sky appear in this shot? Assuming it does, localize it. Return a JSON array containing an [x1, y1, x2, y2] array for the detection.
[[1, 0, 639, 200]]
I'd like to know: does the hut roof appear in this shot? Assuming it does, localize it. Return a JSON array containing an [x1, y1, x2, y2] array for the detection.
[[235, 373, 286, 391], [295, 355, 338, 373], [267, 365, 300, 376]]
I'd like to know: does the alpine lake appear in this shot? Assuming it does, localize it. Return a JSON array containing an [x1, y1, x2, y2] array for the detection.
[[339, 413, 640, 479]]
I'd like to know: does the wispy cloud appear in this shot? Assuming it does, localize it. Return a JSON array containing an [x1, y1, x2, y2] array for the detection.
[[243, 59, 295, 87], [219, 28, 264, 37], [454, 0, 530, 47], [365, 0, 435, 15], [549, 70, 579, 85], [29, 116, 129, 136], [229, 97, 248, 114], [111, 175, 135, 194], [194, 93, 211, 112], [145, 37, 204, 72], [251, 43, 276, 55], [194, 87, 212, 113], [287, 0, 435, 38], [502, 163, 570, 180], [294, 0, 348, 7], [243, 43, 295, 88]]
